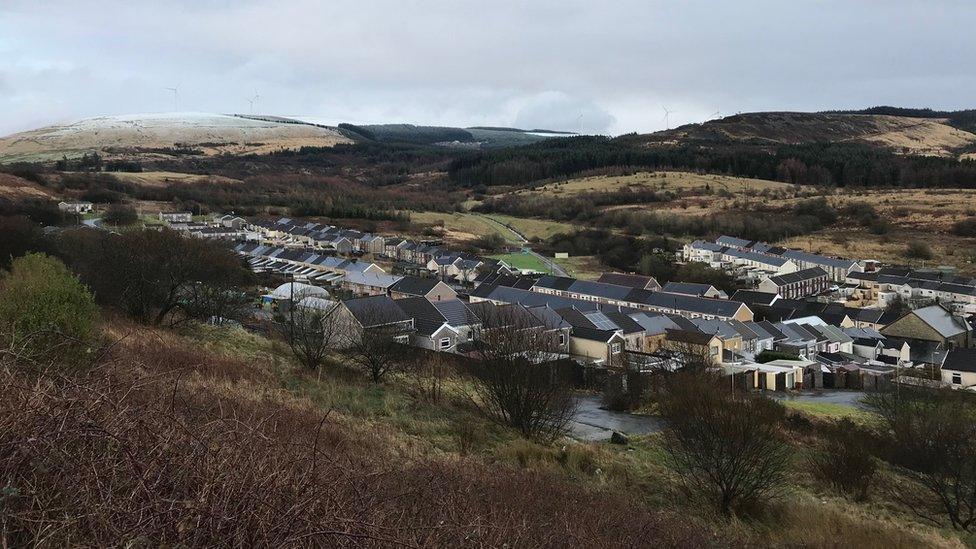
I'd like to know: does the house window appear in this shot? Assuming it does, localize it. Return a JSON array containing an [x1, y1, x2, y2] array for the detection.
[[394, 335, 409, 344], [610, 343, 621, 354], [439, 337, 451, 350], [558, 333, 566, 346], [952, 373, 962, 385]]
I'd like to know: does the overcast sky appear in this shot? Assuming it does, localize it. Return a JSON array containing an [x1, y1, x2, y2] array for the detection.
[[1, 0, 974, 136]]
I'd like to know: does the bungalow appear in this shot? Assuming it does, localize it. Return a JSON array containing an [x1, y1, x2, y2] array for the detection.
[[758, 267, 829, 299], [58, 200, 93, 213], [389, 276, 458, 302], [394, 297, 480, 352], [941, 348, 976, 388], [335, 294, 415, 347]]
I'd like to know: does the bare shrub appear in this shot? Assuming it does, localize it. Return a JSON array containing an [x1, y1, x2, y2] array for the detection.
[[658, 371, 792, 516], [468, 304, 576, 441], [810, 418, 878, 501], [406, 349, 450, 403], [287, 299, 343, 372], [867, 388, 976, 531]]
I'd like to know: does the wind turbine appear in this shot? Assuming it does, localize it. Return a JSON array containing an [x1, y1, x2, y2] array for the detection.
[[662, 106, 676, 130], [164, 83, 180, 112], [245, 91, 260, 114]]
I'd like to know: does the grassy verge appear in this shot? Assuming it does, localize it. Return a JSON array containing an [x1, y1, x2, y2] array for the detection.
[[490, 252, 549, 273]]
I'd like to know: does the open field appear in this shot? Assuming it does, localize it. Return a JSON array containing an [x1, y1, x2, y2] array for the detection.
[[409, 211, 521, 243], [481, 213, 575, 240], [520, 171, 796, 197], [102, 170, 242, 187], [490, 252, 549, 273], [553, 255, 605, 279]]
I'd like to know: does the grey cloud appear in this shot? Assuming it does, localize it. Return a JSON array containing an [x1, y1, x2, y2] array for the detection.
[[0, 1, 974, 136]]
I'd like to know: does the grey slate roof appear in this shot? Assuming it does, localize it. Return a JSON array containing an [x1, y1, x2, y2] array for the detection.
[[390, 276, 442, 296], [344, 295, 412, 328], [661, 282, 717, 296], [766, 267, 828, 286]]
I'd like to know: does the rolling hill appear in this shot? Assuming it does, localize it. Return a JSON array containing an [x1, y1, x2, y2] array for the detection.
[[0, 113, 353, 163], [651, 111, 976, 158]]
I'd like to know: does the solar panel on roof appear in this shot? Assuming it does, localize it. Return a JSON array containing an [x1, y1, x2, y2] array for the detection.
[[584, 311, 618, 330]]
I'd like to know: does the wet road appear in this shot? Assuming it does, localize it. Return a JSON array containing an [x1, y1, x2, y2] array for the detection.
[[771, 390, 868, 409], [568, 395, 664, 441]]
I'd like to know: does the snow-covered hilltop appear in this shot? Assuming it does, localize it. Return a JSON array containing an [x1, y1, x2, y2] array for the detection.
[[0, 113, 352, 162]]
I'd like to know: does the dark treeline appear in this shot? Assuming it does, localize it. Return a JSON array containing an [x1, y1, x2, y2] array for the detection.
[[448, 136, 976, 189], [150, 141, 458, 185]]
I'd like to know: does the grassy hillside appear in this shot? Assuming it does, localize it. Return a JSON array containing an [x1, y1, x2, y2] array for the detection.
[[1, 317, 965, 547], [654, 112, 976, 158]]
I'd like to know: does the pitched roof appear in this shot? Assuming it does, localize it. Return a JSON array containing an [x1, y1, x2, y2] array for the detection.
[[596, 273, 661, 290], [665, 329, 716, 346], [432, 299, 481, 328], [390, 276, 442, 296], [661, 282, 717, 296], [639, 292, 748, 318], [943, 348, 976, 373], [908, 305, 971, 338], [782, 250, 858, 270], [766, 267, 829, 286], [731, 290, 779, 307], [532, 275, 576, 291], [343, 271, 402, 288], [394, 297, 448, 336], [344, 295, 412, 328]]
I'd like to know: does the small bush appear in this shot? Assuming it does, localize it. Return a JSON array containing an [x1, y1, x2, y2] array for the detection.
[[952, 217, 976, 237], [905, 240, 934, 260], [0, 253, 97, 366]]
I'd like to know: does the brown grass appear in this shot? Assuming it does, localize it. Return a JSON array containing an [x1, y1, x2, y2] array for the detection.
[[0, 322, 714, 547]]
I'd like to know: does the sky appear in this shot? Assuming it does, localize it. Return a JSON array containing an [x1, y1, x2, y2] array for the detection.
[[1, 0, 974, 136]]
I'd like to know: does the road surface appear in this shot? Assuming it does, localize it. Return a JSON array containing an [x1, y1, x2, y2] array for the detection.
[[475, 213, 569, 277], [568, 395, 664, 441]]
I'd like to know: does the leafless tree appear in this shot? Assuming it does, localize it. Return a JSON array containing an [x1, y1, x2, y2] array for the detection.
[[342, 304, 410, 383], [866, 387, 976, 530], [467, 303, 576, 441], [662, 339, 715, 372], [406, 349, 450, 403], [287, 300, 343, 372], [658, 371, 792, 515]]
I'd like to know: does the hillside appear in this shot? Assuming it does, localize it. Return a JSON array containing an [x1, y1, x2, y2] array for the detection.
[[652, 111, 976, 158], [0, 113, 353, 163]]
